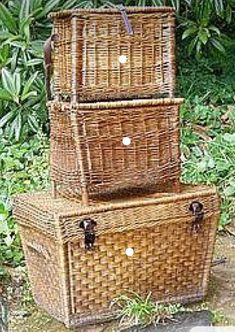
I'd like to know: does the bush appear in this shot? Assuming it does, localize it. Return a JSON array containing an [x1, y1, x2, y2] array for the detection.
[[0, 133, 48, 267]]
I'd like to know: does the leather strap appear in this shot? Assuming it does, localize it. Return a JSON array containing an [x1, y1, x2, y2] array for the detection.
[[118, 5, 134, 35], [43, 34, 58, 100]]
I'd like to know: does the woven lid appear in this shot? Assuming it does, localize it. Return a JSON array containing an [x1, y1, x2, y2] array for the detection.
[[13, 185, 219, 243], [49, 6, 175, 19]]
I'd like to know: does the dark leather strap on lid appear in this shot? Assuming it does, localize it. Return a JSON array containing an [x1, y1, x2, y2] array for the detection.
[[43, 34, 58, 100], [118, 5, 134, 35]]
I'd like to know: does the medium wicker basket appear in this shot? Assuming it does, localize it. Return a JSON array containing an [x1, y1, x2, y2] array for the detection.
[[47, 7, 176, 102], [13, 185, 220, 328], [48, 98, 183, 204]]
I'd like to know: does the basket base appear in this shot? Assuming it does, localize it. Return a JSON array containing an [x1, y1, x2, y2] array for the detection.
[[34, 291, 207, 328]]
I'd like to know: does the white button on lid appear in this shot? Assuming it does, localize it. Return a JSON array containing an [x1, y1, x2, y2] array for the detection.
[[122, 137, 131, 146], [125, 247, 134, 256], [119, 55, 127, 64]]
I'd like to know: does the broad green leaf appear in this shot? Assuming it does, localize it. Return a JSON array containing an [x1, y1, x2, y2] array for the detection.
[[22, 72, 38, 97], [199, 29, 209, 45], [182, 26, 198, 40], [210, 38, 226, 54], [28, 114, 39, 132], [0, 31, 14, 41], [13, 72, 21, 96], [0, 3, 17, 34], [12, 113, 22, 141], [26, 58, 43, 66], [36, 0, 60, 18], [19, 0, 30, 22], [0, 110, 16, 128], [1, 68, 15, 95], [21, 91, 37, 102], [19, 16, 32, 41], [0, 88, 12, 101], [209, 25, 221, 36]]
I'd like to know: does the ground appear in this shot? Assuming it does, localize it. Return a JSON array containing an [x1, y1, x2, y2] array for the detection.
[[6, 231, 235, 332]]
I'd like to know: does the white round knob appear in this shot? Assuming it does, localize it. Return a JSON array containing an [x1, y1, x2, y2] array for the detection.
[[119, 55, 127, 64], [122, 137, 131, 146], [125, 247, 134, 256]]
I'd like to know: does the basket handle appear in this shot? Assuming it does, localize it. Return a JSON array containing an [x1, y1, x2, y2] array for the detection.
[[118, 5, 133, 35], [189, 201, 204, 233], [43, 34, 58, 100]]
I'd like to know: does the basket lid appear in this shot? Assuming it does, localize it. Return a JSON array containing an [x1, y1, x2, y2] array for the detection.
[[49, 6, 175, 19], [13, 185, 219, 243]]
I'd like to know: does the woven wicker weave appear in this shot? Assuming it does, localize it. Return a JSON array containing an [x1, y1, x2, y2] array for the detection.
[[48, 98, 183, 204], [49, 7, 176, 101], [13, 185, 220, 327]]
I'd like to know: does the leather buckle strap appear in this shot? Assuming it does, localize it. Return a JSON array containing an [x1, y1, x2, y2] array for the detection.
[[43, 34, 58, 100], [118, 5, 134, 35]]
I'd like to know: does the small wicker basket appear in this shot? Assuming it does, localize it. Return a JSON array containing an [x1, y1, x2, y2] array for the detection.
[[47, 7, 176, 101], [48, 98, 183, 204], [13, 185, 220, 328]]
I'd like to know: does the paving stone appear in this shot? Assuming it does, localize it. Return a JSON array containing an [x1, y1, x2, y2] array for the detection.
[[123, 310, 212, 332]]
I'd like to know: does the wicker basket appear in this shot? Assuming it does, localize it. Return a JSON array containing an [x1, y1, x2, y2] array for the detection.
[[13, 185, 220, 328], [47, 7, 176, 102], [48, 98, 183, 204]]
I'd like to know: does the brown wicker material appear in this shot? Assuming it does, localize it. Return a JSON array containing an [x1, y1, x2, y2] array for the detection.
[[48, 98, 183, 204], [49, 7, 176, 102], [13, 185, 220, 327]]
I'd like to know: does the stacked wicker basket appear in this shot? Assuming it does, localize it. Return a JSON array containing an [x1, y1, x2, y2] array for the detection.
[[13, 6, 220, 328]]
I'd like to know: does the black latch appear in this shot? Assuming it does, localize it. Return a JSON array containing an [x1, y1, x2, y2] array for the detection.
[[189, 201, 204, 234], [79, 218, 97, 250]]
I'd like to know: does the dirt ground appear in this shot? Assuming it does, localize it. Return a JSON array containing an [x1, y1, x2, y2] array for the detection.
[[6, 232, 235, 332]]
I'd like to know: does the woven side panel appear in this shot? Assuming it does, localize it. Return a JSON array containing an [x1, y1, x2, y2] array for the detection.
[[19, 226, 66, 322], [67, 213, 218, 316], [49, 101, 181, 199], [52, 11, 175, 101]]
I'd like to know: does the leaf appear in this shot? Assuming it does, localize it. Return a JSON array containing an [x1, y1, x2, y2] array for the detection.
[[209, 25, 221, 36], [12, 113, 22, 141], [13, 72, 21, 96], [0, 3, 17, 33], [210, 38, 226, 54], [26, 58, 43, 66], [199, 29, 209, 45], [0, 31, 14, 41], [22, 72, 38, 98], [19, 0, 31, 23], [0, 88, 12, 101], [21, 91, 37, 102], [0, 110, 16, 128], [182, 26, 198, 40], [19, 16, 33, 41], [1, 68, 15, 95], [36, 0, 60, 19], [28, 114, 39, 132]]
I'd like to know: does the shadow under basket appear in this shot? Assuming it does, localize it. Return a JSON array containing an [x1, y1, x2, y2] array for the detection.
[[48, 98, 183, 205], [13, 185, 220, 328]]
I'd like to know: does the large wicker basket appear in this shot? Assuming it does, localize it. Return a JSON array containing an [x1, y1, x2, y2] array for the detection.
[[48, 7, 176, 102], [48, 98, 183, 204], [13, 185, 220, 328]]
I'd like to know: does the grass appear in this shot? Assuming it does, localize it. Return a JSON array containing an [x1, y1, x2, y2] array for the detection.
[[111, 292, 184, 328]]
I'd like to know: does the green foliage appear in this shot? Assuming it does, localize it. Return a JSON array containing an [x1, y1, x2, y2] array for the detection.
[[112, 292, 184, 328], [0, 133, 49, 267]]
